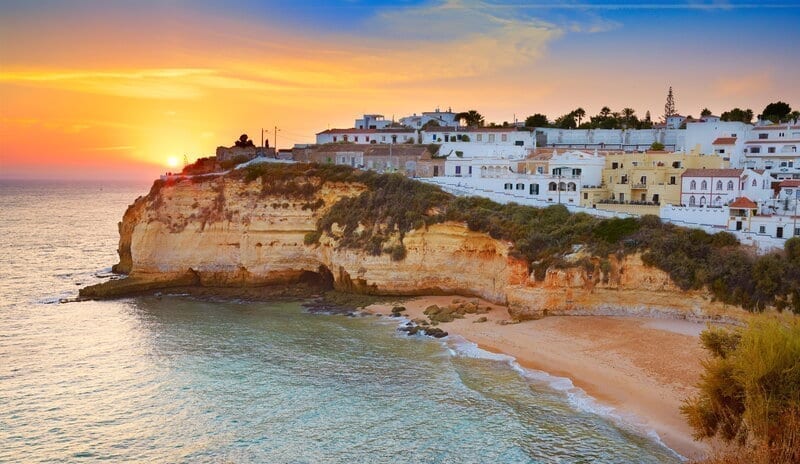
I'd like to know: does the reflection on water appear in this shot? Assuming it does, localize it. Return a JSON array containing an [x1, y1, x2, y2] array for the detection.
[[0, 181, 681, 463]]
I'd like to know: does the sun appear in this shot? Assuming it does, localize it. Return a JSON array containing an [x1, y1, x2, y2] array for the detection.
[[166, 156, 180, 168]]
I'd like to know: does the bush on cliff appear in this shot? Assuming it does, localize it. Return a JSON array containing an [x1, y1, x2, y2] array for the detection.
[[207, 163, 800, 312], [682, 318, 800, 464]]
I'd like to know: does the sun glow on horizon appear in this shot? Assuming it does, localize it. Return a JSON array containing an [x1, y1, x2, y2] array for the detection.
[[166, 156, 180, 169]]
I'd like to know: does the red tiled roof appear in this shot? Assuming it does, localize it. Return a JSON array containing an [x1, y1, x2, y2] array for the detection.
[[729, 197, 757, 209], [682, 168, 743, 178], [778, 180, 800, 188], [712, 137, 737, 145]]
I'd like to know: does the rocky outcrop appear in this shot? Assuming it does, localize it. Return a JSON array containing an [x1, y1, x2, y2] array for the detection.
[[81, 171, 743, 321]]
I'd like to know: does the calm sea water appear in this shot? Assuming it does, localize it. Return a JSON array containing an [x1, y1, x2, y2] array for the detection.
[[0, 180, 682, 463]]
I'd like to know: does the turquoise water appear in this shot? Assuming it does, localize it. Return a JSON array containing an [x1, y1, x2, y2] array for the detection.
[[0, 181, 682, 463]]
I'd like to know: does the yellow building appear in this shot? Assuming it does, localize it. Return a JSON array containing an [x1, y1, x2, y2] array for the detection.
[[580, 148, 728, 213]]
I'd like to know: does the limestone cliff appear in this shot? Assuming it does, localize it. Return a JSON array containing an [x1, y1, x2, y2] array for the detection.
[[81, 168, 742, 321]]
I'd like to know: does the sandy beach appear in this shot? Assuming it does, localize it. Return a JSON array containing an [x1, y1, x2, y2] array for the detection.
[[367, 296, 711, 460]]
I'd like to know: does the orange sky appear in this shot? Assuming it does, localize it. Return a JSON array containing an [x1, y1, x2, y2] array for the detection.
[[1, 1, 798, 180]]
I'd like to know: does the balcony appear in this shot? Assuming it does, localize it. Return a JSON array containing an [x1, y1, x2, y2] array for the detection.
[[631, 183, 647, 189]]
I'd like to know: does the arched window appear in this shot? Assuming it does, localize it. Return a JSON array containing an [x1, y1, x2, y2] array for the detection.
[[690, 180, 697, 190], [715, 196, 722, 206], [558, 182, 566, 191], [701, 180, 708, 190], [727, 180, 734, 191], [716, 180, 723, 190], [752, 179, 757, 187], [567, 182, 576, 191], [549, 182, 557, 191], [700, 196, 707, 205], [689, 196, 696, 206]]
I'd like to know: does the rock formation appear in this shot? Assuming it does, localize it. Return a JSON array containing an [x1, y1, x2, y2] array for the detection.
[[81, 166, 742, 321]]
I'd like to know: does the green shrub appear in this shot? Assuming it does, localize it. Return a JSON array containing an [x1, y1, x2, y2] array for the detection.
[[682, 318, 800, 463]]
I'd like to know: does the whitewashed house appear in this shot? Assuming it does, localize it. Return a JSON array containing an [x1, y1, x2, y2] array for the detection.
[[535, 127, 684, 152], [315, 128, 417, 145], [355, 114, 392, 130], [680, 168, 773, 207], [741, 122, 800, 180], [421, 126, 535, 148], [399, 108, 460, 129]]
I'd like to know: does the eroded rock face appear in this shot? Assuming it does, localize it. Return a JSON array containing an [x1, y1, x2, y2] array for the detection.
[[86, 173, 739, 321]]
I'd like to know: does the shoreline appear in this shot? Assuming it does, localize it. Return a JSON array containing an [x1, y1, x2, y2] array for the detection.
[[366, 295, 711, 461]]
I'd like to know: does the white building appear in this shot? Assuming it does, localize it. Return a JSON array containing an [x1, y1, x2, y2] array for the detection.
[[315, 128, 417, 145], [685, 121, 750, 163], [421, 126, 535, 148], [740, 122, 800, 180], [355, 114, 392, 130], [399, 108, 459, 129], [535, 127, 684, 152], [680, 168, 773, 207]]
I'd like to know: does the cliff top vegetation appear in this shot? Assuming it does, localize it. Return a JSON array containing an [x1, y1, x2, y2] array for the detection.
[[154, 162, 800, 314]]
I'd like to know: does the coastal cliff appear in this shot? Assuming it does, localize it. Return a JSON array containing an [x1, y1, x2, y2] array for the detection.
[[81, 163, 742, 321]]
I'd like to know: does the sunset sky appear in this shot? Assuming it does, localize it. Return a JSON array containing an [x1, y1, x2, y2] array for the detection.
[[1, 0, 799, 180]]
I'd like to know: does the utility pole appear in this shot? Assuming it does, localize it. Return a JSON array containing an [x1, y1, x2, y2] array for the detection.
[[274, 125, 280, 153]]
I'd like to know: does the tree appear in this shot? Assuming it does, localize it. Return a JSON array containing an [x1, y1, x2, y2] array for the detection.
[[760, 101, 792, 123], [664, 86, 676, 120], [645, 110, 652, 122], [650, 142, 665, 151], [701, 108, 712, 117], [554, 112, 577, 129], [524, 113, 549, 127], [234, 134, 255, 148], [600, 106, 612, 118], [720, 108, 754, 124], [421, 120, 441, 130], [455, 110, 485, 127], [573, 107, 586, 126], [681, 319, 800, 464]]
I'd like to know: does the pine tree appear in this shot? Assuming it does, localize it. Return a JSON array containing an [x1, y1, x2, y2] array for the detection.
[[663, 86, 676, 120], [645, 110, 651, 122]]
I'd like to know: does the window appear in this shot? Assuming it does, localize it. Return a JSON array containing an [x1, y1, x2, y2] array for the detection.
[[343, 135, 349, 142], [468, 166, 472, 175], [795, 227, 800, 236], [501, 134, 508, 142], [779, 132, 785, 137], [537, 167, 544, 174], [548, 182, 557, 191], [716, 180, 723, 190], [366, 136, 370, 142], [333, 136, 338, 142], [488, 134, 495, 143], [672, 161, 681, 168], [787, 189, 794, 196], [700, 196, 707, 206], [354, 136, 359, 142], [516, 183, 524, 190], [477, 134, 483, 142], [530, 184, 539, 195], [715, 196, 722, 206], [689, 196, 696, 206], [382, 136, 386, 141], [701, 180, 708, 190], [583, 192, 588, 199], [690, 180, 697, 190], [758, 133, 768, 139], [669, 176, 676, 185], [752, 179, 757, 187], [504, 183, 513, 190], [640, 176, 647, 185], [573, 168, 582, 176], [769, 147, 776, 154], [750, 147, 761, 153], [781, 161, 788, 167], [612, 162, 619, 169], [727, 180, 734, 190], [718, 149, 725, 154], [759, 225, 766, 234]]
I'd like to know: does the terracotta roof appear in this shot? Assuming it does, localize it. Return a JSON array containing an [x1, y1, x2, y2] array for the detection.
[[317, 128, 415, 135], [712, 137, 737, 145], [778, 180, 800, 188], [729, 197, 757, 209], [682, 168, 743, 178]]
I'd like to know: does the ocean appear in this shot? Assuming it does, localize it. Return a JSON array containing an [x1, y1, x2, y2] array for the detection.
[[0, 180, 682, 463]]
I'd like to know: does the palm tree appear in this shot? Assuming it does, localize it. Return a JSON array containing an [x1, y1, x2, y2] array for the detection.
[[455, 110, 485, 127], [573, 107, 586, 126], [622, 108, 636, 127], [599, 106, 611, 118]]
